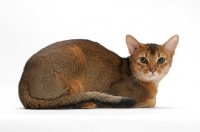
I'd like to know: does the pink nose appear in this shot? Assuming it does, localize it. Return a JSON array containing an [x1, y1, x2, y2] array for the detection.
[[150, 68, 156, 73]]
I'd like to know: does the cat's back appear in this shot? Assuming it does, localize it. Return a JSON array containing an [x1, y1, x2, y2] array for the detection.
[[30, 39, 119, 60]]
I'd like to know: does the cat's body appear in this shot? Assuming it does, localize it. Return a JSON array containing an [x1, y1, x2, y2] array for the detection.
[[19, 35, 179, 109]]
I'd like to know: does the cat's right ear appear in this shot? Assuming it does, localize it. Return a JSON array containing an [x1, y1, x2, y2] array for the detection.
[[126, 35, 141, 55]]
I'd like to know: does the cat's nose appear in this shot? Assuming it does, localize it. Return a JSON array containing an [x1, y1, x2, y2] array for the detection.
[[150, 68, 156, 73]]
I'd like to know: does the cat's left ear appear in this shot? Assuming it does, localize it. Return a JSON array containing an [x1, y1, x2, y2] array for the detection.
[[163, 35, 179, 57]]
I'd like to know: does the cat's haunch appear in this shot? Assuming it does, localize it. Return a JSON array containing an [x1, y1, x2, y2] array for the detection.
[[19, 35, 179, 109]]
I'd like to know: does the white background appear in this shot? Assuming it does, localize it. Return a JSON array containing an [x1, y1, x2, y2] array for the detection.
[[1, 0, 200, 132]]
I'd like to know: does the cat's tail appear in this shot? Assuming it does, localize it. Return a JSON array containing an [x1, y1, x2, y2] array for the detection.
[[19, 82, 137, 109]]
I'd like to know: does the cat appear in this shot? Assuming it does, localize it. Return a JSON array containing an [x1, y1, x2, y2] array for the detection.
[[19, 34, 179, 109]]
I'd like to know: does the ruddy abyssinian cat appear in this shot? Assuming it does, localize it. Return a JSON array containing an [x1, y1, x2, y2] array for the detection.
[[19, 34, 179, 109]]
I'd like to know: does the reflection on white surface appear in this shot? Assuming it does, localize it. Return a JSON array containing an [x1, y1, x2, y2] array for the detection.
[[0, 89, 200, 132]]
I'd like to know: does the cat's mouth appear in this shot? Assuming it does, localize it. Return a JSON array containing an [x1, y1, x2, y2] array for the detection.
[[143, 72, 159, 81], [133, 72, 162, 82], [149, 74, 156, 78], [151, 73, 155, 76]]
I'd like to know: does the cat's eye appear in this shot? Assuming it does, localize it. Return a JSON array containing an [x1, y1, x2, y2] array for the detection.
[[140, 57, 148, 64], [157, 57, 165, 64]]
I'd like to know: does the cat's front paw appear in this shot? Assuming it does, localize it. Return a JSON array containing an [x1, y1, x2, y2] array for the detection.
[[134, 98, 156, 108]]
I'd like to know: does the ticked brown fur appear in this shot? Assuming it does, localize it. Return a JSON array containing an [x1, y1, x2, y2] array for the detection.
[[19, 35, 179, 109]]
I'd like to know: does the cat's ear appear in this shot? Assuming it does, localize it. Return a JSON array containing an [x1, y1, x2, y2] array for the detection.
[[126, 35, 141, 55], [163, 35, 179, 57]]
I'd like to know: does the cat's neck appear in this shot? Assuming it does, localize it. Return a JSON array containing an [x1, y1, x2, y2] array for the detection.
[[120, 57, 132, 78]]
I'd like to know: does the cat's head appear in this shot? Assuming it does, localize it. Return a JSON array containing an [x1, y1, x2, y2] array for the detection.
[[126, 35, 179, 83]]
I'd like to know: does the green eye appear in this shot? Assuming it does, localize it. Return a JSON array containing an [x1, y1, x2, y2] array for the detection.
[[140, 57, 148, 64], [157, 57, 165, 64]]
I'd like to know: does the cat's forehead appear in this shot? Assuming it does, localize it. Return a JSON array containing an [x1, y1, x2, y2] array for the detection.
[[145, 43, 159, 55], [138, 43, 167, 57]]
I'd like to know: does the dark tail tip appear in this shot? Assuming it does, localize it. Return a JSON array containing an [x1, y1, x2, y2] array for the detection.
[[96, 97, 137, 108], [116, 98, 137, 108], [83, 97, 137, 108]]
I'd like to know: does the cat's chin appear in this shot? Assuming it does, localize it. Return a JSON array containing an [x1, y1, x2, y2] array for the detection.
[[140, 73, 163, 82]]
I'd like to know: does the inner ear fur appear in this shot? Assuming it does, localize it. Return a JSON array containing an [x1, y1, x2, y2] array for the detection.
[[126, 35, 142, 55], [163, 35, 179, 57]]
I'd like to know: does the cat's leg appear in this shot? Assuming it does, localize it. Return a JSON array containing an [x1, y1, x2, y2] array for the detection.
[[134, 97, 156, 108]]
